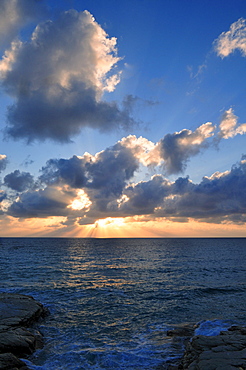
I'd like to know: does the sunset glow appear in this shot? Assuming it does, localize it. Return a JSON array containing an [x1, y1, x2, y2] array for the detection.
[[68, 190, 92, 211], [0, 1, 246, 237]]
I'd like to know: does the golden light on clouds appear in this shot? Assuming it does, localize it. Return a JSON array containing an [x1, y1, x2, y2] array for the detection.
[[68, 190, 92, 211], [1, 215, 246, 238], [68, 216, 246, 239]]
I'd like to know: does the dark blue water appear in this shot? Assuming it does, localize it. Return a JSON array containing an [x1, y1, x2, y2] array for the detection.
[[0, 238, 245, 369]]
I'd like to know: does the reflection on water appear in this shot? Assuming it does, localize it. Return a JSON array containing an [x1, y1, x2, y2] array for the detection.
[[0, 237, 245, 369]]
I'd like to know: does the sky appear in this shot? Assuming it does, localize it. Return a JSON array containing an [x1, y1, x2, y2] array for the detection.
[[0, 0, 246, 237]]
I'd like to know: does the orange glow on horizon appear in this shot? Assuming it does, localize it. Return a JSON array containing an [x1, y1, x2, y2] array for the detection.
[[0, 215, 246, 238]]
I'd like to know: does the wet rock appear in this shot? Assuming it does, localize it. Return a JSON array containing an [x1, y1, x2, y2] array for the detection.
[[179, 325, 246, 369], [0, 294, 47, 370]]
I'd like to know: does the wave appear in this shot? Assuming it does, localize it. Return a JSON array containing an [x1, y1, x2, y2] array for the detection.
[[194, 285, 246, 296]]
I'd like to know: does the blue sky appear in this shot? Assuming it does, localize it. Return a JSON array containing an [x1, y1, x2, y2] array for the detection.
[[0, 0, 246, 237]]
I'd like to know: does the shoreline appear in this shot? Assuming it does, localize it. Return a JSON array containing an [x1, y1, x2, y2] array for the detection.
[[0, 293, 245, 369], [166, 324, 246, 369]]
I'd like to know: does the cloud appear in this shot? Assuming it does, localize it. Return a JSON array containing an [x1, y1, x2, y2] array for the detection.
[[2, 124, 246, 224], [218, 108, 246, 139], [0, 191, 6, 203], [4, 170, 34, 192], [118, 156, 246, 223], [163, 156, 246, 221], [40, 141, 139, 193], [214, 18, 246, 58], [40, 141, 139, 214], [119, 135, 160, 167], [0, 0, 44, 49], [4, 152, 246, 225], [86, 143, 139, 195], [120, 175, 170, 215], [7, 186, 75, 218], [0, 9, 136, 142], [0, 155, 7, 172], [40, 155, 88, 188], [157, 122, 215, 174]]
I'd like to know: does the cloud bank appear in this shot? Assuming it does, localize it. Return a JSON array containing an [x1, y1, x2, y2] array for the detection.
[[0, 9, 135, 142], [2, 113, 246, 226], [6, 150, 246, 225]]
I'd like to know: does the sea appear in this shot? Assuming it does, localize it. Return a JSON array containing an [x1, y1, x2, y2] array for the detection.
[[0, 237, 245, 369]]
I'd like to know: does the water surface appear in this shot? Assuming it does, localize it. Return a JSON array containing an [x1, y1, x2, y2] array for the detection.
[[0, 238, 245, 369]]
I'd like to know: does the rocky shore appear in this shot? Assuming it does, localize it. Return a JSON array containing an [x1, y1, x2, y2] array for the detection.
[[0, 293, 47, 370], [0, 293, 245, 370], [166, 324, 246, 370]]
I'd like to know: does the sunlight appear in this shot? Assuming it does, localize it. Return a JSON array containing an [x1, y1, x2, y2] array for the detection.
[[93, 217, 126, 238], [68, 190, 92, 211], [95, 217, 125, 228]]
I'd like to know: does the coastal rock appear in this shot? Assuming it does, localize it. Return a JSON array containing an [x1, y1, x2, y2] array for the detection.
[[0, 353, 29, 370], [179, 325, 246, 370], [0, 293, 46, 327], [167, 324, 197, 338], [0, 294, 47, 370]]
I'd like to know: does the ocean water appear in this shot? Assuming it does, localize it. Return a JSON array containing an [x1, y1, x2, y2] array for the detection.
[[0, 237, 245, 369]]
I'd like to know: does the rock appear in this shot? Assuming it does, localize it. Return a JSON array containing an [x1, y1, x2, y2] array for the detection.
[[0, 353, 29, 370], [0, 293, 46, 327], [179, 325, 246, 369], [0, 294, 47, 370], [0, 327, 40, 356], [167, 325, 196, 338]]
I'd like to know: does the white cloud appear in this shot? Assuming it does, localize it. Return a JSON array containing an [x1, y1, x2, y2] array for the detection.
[[214, 18, 246, 58], [219, 108, 246, 139], [0, 9, 135, 142], [119, 135, 161, 167], [1, 9, 121, 95], [119, 122, 216, 175], [0, 0, 44, 48]]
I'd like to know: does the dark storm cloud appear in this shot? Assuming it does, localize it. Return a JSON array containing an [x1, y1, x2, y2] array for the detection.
[[1, 9, 135, 143], [4, 170, 34, 192]]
